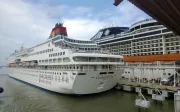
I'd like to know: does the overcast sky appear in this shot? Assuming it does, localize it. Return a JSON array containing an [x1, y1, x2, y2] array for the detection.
[[0, 0, 149, 65]]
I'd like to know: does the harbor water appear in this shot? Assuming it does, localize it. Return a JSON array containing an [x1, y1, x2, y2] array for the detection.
[[0, 68, 174, 112]]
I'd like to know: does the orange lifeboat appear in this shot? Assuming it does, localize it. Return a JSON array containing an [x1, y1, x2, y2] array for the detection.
[[124, 53, 180, 63]]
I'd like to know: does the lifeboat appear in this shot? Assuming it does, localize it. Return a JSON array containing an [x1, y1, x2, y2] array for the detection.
[[124, 54, 180, 63]]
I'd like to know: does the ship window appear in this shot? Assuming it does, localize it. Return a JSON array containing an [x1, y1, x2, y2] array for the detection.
[[108, 72, 114, 74], [53, 59, 56, 63], [63, 72, 67, 75], [49, 59, 52, 63], [63, 52, 65, 55], [58, 58, 62, 63], [63, 58, 70, 62], [100, 72, 107, 74], [78, 73, 86, 75]]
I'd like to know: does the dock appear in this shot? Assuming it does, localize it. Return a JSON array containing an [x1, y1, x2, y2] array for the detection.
[[118, 78, 179, 92]]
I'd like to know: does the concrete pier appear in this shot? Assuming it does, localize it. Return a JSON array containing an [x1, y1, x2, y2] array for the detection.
[[152, 94, 165, 101], [115, 78, 179, 102], [123, 85, 134, 92], [118, 78, 179, 93], [147, 88, 153, 95]]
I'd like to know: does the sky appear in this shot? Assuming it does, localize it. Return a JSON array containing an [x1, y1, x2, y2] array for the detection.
[[0, 0, 150, 65]]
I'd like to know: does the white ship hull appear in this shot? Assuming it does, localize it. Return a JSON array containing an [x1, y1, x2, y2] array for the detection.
[[8, 68, 123, 94]]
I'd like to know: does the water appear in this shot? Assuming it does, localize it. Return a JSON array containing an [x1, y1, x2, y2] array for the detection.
[[0, 68, 174, 112]]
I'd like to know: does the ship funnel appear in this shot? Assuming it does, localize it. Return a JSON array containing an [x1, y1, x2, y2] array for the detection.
[[49, 23, 67, 38]]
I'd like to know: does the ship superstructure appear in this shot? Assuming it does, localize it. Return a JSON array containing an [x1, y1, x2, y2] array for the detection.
[[91, 19, 180, 84], [8, 23, 124, 94]]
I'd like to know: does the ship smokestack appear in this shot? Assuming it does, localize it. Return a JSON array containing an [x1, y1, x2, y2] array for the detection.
[[49, 23, 67, 38]]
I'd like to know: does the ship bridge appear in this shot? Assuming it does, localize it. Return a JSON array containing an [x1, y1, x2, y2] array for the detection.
[[90, 26, 129, 41], [49, 23, 100, 52]]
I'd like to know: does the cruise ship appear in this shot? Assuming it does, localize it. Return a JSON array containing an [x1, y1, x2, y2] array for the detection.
[[7, 23, 124, 94], [91, 19, 180, 84]]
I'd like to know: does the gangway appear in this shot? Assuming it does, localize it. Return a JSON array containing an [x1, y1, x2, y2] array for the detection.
[[119, 63, 180, 87]]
